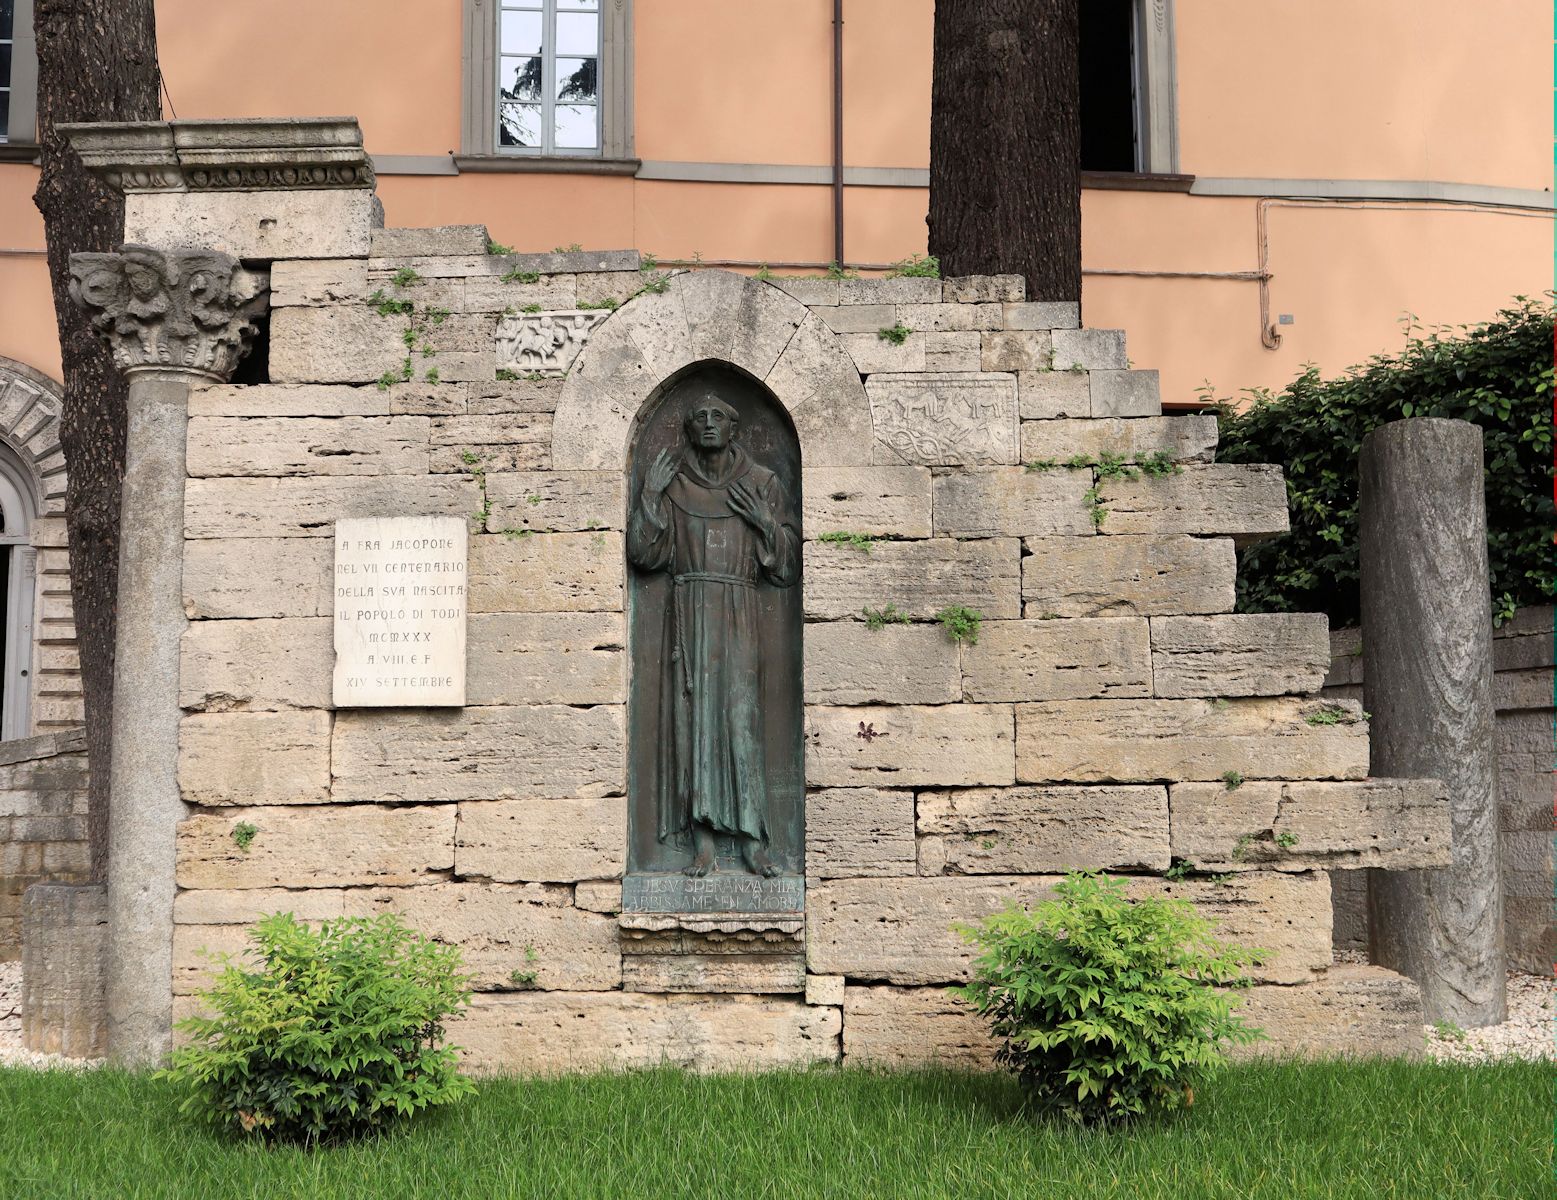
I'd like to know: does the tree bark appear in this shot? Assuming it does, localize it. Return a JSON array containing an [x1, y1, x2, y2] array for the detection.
[[929, 0, 1081, 302], [32, 0, 161, 880]]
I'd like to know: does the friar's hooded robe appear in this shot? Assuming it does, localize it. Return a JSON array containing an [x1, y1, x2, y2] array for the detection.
[[626, 443, 799, 845]]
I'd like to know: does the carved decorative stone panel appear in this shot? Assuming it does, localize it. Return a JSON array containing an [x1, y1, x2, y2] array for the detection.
[[866, 372, 1019, 466], [495, 310, 610, 376]]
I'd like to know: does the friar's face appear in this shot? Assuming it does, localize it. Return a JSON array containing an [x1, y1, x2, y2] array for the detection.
[[685, 401, 738, 450]]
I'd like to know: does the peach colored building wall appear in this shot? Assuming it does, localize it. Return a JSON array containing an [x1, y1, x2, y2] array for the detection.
[[0, 0, 1548, 403]]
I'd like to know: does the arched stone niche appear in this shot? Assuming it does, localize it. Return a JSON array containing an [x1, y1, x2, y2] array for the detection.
[[624, 363, 805, 885], [0, 357, 73, 740], [552, 270, 871, 471]]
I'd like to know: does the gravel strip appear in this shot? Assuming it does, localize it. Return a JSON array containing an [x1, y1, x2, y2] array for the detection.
[[1424, 971, 1554, 1063]]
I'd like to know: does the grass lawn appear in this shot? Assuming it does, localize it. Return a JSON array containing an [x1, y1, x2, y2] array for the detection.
[[0, 1059, 1548, 1199]]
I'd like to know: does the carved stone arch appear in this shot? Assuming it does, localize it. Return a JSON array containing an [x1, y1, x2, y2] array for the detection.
[[552, 269, 871, 470], [0, 358, 67, 520]]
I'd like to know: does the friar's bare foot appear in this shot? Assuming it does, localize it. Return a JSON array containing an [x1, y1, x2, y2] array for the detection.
[[742, 840, 780, 878], [683, 846, 716, 877]]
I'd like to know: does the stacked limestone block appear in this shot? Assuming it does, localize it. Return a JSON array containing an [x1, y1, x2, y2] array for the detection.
[[0, 731, 90, 959], [172, 229, 1450, 1070], [1327, 607, 1555, 973]]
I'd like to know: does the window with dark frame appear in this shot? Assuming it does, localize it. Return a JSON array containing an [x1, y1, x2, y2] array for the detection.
[[1080, 0, 1140, 173]]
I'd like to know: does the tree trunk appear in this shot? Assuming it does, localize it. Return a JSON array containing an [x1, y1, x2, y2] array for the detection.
[[32, 0, 161, 880], [928, 0, 1081, 303]]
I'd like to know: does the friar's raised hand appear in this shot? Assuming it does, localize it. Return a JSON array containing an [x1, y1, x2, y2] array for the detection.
[[645, 448, 680, 496], [727, 478, 775, 540]]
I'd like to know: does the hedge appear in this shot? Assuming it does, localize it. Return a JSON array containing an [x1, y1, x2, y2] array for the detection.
[[1210, 297, 1554, 627]]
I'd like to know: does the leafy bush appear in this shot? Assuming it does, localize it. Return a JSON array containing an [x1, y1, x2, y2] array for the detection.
[[1210, 298, 1555, 625], [164, 912, 475, 1143], [951, 872, 1265, 1125]]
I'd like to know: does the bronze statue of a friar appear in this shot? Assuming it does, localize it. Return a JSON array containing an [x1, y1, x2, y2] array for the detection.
[[627, 394, 799, 877]]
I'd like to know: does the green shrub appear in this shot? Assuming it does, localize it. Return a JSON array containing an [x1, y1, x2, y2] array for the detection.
[[164, 912, 475, 1143], [1211, 298, 1555, 625], [951, 872, 1265, 1125]]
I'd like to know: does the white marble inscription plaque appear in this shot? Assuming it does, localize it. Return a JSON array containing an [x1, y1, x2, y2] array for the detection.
[[333, 516, 467, 707]]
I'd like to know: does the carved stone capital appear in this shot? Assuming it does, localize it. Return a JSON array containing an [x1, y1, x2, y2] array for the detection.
[[69, 247, 268, 381]]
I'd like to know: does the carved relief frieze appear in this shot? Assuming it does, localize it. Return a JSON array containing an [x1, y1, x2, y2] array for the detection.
[[866, 372, 1019, 466], [69, 246, 268, 380], [495, 310, 611, 376]]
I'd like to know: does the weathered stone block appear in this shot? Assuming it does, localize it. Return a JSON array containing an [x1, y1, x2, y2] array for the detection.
[[1170, 778, 1452, 871], [269, 259, 370, 308], [895, 302, 1003, 332], [806, 974, 845, 1006], [187, 416, 431, 478], [1099, 463, 1289, 543], [451, 992, 840, 1073], [176, 804, 455, 889], [468, 532, 624, 612], [816, 304, 896, 334], [179, 711, 331, 806], [943, 275, 1024, 303], [1237, 966, 1422, 1058], [765, 318, 874, 468], [343, 882, 619, 991], [866, 373, 1019, 466], [185, 476, 479, 539], [180, 617, 332, 710], [1003, 301, 1080, 330], [843, 986, 994, 1067], [806, 787, 917, 878], [1017, 370, 1090, 419], [189, 383, 386, 418], [981, 330, 1053, 373], [1015, 698, 1370, 783], [917, 784, 1169, 873], [469, 379, 565, 415], [1089, 369, 1161, 418], [932, 467, 1095, 537], [1050, 327, 1127, 370], [463, 274, 579, 314], [173, 887, 346, 925], [574, 880, 622, 913], [1022, 535, 1237, 618], [124, 188, 373, 260], [773, 277, 840, 305], [802, 467, 932, 538], [432, 412, 553, 449], [1020, 416, 1218, 464], [1151, 613, 1330, 697], [270, 306, 494, 384], [841, 332, 927, 374], [962, 617, 1151, 701], [805, 704, 1015, 788], [484, 471, 624, 534], [924, 331, 982, 372], [371, 225, 490, 257], [804, 539, 1020, 620], [807, 875, 1057, 982], [332, 705, 624, 803], [803, 623, 959, 705], [456, 796, 627, 882], [621, 953, 805, 994], [20, 883, 106, 1058], [183, 537, 333, 619], [468, 612, 625, 705], [1141, 871, 1332, 983], [839, 277, 941, 304]]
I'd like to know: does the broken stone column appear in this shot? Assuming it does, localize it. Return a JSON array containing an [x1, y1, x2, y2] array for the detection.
[[1360, 417, 1505, 1026], [68, 249, 266, 1065], [22, 883, 107, 1058]]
